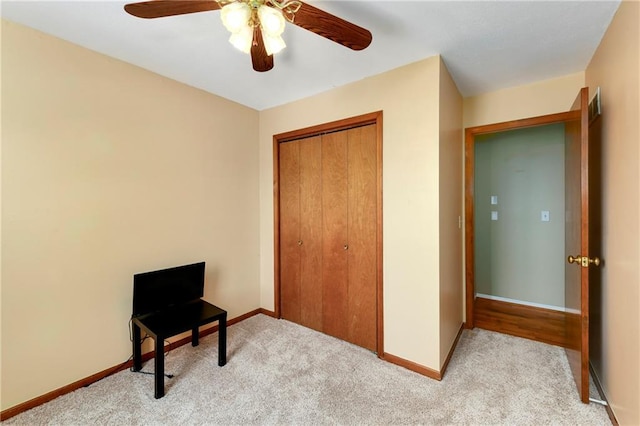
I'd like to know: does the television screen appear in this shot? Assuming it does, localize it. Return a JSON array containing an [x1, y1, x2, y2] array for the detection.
[[132, 262, 205, 316]]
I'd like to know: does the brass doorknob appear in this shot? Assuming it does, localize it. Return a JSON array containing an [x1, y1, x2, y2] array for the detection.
[[343, 244, 349, 250], [568, 255, 601, 267], [568, 255, 582, 264], [297, 240, 303, 246]]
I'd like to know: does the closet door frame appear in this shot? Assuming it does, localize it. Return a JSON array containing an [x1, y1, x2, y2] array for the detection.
[[273, 111, 384, 356]]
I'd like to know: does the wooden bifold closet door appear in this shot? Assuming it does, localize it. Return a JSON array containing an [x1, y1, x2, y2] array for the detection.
[[279, 124, 377, 352]]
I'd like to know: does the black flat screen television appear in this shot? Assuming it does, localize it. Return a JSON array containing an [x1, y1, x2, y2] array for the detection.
[[132, 262, 205, 316]]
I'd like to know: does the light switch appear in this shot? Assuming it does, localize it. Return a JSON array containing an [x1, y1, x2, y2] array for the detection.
[[491, 211, 498, 221], [541, 211, 550, 222], [491, 195, 498, 205]]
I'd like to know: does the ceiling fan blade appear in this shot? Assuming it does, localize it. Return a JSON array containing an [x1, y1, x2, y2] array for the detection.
[[251, 27, 274, 72], [124, 0, 220, 19], [293, 2, 372, 51]]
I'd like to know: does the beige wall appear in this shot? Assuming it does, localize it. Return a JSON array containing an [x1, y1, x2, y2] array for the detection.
[[0, 17, 4, 408], [1, 21, 260, 410], [259, 57, 446, 369], [438, 60, 463, 366], [585, 1, 640, 424], [464, 72, 585, 128]]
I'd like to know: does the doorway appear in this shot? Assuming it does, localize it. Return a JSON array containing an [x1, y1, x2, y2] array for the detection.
[[464, 111, 579, 345], [466, 87, 597, 405]]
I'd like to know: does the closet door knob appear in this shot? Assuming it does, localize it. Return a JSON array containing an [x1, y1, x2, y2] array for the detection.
[[297, 240, 303, 246], [343, 244, 349, 250]]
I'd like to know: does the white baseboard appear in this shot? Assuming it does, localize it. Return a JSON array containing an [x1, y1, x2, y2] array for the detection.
[[476, 293, 566, 312]]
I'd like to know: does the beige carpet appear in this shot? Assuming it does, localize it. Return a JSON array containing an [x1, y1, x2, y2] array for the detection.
[[4, 314, 611, 425]]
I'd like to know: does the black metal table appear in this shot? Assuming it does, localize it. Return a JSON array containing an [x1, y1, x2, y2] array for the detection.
[[131, 300, 227, 398]]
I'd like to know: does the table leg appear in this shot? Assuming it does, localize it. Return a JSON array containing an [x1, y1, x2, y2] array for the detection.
[[132, 321, 142, 372], [154, 337, 164, 399], [218, 314, 227, 367], [192, 326, 199, 347]]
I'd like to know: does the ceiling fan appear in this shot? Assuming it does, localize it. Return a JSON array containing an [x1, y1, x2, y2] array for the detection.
[[124, 0, 372, 72]]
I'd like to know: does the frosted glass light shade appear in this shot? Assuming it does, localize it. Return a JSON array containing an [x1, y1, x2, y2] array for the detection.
[[221, 2, 251, 33], [258, 5, 285, 36], [262, 31, 286, 55], [229, 24, 253, 53]]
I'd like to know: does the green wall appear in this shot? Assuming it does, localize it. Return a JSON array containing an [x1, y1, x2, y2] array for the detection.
[[474, 123, 565, 308]]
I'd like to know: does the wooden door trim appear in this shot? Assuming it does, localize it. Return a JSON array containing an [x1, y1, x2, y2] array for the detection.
[[464, 110, 579, 328], [274, 112, 381, 143], [273, 111, 384, 356]]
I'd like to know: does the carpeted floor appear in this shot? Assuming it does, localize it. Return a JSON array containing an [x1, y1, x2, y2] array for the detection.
[[3, 314, 611, 425]]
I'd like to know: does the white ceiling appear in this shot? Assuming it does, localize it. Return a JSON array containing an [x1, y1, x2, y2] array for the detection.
[[1, 0, 620, 110]]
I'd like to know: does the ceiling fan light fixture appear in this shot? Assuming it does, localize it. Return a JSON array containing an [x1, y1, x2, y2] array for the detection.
[[220, 2, 251, 33], [125, 0, 373, 71]]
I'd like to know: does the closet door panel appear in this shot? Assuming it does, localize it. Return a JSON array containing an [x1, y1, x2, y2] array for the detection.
[[299, 137, 323, 331], [279, 141, 301, 323], [347, 124, 377, 351], [321, 131, 349, 341]]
